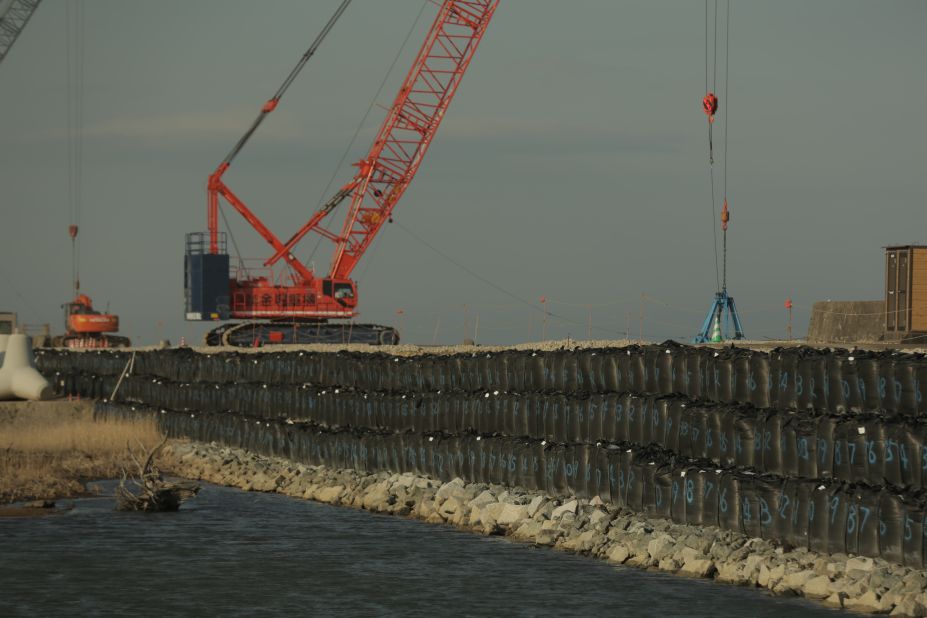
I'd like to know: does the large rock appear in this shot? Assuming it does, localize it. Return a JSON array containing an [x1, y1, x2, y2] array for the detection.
[[843, 590, 893, 614], [495, 503, 529, 526], [678, 558, 716, 579], [802, 575, 836, 599], [647, 534, 677, 562], [607, 544, 630, 564], [551, 500, 578, 519], [315, 485, 345, 504], [435, 478, 466, 502]]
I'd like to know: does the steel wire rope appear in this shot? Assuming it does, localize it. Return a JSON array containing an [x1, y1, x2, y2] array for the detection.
[[722, 0, 731, 292], [304, 0, 431, 269], [706, 0, 720, 294], [391, 220, 628, 338], [65, 1, 85, 295]]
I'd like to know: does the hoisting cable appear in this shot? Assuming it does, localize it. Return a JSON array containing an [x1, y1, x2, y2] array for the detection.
[[705, 0, 720, 293], [219, 0, 351, 168], [721, 0, 731, 293], [65, 0, 85, 296]]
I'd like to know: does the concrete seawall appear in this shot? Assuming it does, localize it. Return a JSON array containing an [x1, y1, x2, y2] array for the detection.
[[807, 301, 884, 344], [162, 439, 927, 616]]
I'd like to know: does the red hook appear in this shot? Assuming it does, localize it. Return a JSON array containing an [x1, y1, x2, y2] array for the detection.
[[702, 92, 719, 123]]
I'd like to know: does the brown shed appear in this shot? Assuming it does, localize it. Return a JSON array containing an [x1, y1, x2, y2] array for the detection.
[[885, 245, 927, 338]]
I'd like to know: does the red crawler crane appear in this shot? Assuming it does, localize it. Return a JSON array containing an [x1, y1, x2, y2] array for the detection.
[[185, 0, 499, 346]]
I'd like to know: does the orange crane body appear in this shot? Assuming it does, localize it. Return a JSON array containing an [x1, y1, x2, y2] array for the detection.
[[186, 0, 498, 345]]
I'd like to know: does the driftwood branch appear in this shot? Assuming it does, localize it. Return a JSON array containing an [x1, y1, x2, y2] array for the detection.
[[116, 438, 199, 512]]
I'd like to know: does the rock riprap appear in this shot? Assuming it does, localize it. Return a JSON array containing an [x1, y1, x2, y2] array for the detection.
[[162, 440, 927, 617]]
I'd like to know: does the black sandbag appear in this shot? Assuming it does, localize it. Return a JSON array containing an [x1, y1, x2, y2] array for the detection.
[[732, 411, 758, 469], [775, 479, 800, 548], [586, 395, 606, 443], [625, 458, 644, 512], [854, 355, 880, 413], [701, 468, 722, 528], [894, 359, 920, 418], [730, 352, 750, 405], [684, 348, 703, 400], [668, 469, 687, 525], [874, 356, 896, 415], [808, 483, 832, 553], [661, 399, 683, 454], [655, 345, 676, 395], [789, 480, 815, 550], [705, 407, 723, 466], [715, 351, 734, 404], [877, 490, 905, 563], [594, 446, 611, 503], [898, 423, 926, 490], [917, 363, 927, 418], [738, 474, 762, 539], [686, 406, 710, 461], [717, 473, 742, 533], [902, 496, 926, 569], [701, 351, 720, 403], [671, 348, 688, 396], [788, 416, 819, 480], [773, 348, 799, 411], [826, 485, 850, 555], [861, 420, 889, 487], [625, 349, 645, 394], [546, 444, 568, 496], [600, 351, 621, 393], [803, 351, 830, 412], [578, 444, 599, 499], [640, 346, 661, 394], [649, 398, 671, 452], [511, 394, 530, 439], [609, 448, 633, 508], [526, 394, 546, 441], [755, 476, 784, 541], [612, 394, 632, 444], [716, 406, 736, 468], [762, 351, 780, 411], [646, 464, 674, 520], [637, 395, 656, 446], [673, 403, 695, 459], [816, 416, 838, 480], [574, 351, 594, 393], [749, 353, 771, 410], [761, 411, 786, 478], [681, 467, 707, 527], [564, 397, 582, 443]]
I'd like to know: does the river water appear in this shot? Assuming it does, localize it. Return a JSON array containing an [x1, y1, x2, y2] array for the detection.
[[0, 482, 841, 617]]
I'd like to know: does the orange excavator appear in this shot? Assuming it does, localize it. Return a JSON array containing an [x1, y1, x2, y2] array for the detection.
[[50, 226, 130, 348]]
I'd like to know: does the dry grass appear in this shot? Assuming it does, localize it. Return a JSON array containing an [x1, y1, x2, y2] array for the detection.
[[0, 402, 163, 504]]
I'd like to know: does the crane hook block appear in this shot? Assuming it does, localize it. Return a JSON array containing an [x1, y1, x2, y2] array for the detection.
[[68, 224, 78, 239], [702, 92, 719, 123], [720, 198, 730, 231]]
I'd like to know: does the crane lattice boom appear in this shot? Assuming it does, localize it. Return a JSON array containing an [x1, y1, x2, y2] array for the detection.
[[0, 0, 41, 65]]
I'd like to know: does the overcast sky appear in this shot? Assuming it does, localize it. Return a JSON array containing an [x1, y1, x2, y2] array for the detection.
[[1, 0, 925, 346]]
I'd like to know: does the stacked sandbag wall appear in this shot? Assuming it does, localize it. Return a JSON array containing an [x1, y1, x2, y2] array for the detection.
[[35, 344, 927, 566]]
